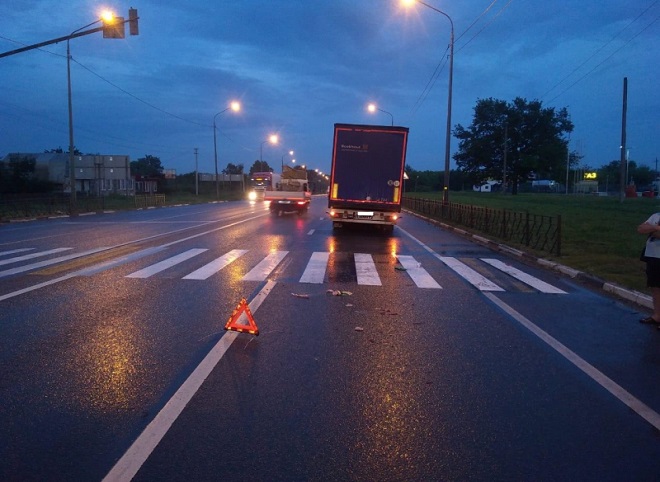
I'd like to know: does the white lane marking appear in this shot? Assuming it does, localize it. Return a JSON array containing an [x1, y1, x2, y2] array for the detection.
[[242, 251, 289, 281], [397, 255, 442, 289], [77, 247, 168, 276], [437, 256, 504, 291], [102, 281, 277, 482], [484, 292, 660, 431], [0, 213, 270, 300], [299, 252, 330, 284], [396, 227, 501, 290], [0, 248, 35, 257], [0, 247, 72, 267], [355, 253, 381, 286], [0, 247, 108, 278], [125, 249, 208, 279], [183, 249, 249, 280], [481, 258, 566, 294], [307, 229, 315, 235], [0, 273, 78, 302]]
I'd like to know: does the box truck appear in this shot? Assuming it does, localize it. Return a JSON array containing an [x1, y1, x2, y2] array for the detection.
[[264, 165, 311, 216], [327, 123, 409, 231]]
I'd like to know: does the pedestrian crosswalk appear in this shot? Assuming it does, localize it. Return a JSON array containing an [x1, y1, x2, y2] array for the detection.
[[0, 246, 567, 294]]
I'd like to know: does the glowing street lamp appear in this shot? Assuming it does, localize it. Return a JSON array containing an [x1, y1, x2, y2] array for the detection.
[[367, 102, 394, 126], [401, 0, 454, 204], [213, 101, 241, 199]]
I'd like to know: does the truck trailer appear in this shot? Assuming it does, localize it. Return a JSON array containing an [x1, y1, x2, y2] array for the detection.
[[327, 123, 409, 231]]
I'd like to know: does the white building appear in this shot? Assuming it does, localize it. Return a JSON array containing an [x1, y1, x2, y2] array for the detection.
[[2, 152, 135, 196]]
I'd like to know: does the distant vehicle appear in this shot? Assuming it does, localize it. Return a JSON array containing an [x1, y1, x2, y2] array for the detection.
[[248, 171, 280, 201], [531, 179, 557, 192], [473, 180, 500, 192], [327, 123, 409, 232], [264, 165, 311, 216]]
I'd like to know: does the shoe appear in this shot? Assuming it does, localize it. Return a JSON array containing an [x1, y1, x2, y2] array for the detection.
[[640, 316, 660, 324]]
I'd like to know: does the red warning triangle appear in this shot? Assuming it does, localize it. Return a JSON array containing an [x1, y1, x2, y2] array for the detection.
[[224, 298, 259, 336]]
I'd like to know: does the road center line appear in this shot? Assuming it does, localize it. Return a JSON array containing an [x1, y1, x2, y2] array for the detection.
[[103, 280, 277, 482]]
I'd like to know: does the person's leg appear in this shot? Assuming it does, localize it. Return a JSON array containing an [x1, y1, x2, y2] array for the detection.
[[652, 287, 660, 322]]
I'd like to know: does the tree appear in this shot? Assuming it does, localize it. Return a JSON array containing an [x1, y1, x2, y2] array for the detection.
[[223, 163, 244, 175], [45, 146, 82, 155], [598, 160, 656, 190], [0, 154, 36, 193], [249, 160, 273, 175], [453, 97, 574, 194], [130, 155, 164, 178]]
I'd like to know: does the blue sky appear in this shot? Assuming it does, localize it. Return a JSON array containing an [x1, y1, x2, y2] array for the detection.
[[1, 0, 658, 178]]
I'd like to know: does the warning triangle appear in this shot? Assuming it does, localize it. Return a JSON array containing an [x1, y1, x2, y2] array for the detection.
[[224, 298, 259, 336]]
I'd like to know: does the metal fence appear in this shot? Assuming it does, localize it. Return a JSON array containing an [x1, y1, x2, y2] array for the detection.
[[135, 194, 165, 209], [403, 196, 562, 256], [0, 195, 101, 222]]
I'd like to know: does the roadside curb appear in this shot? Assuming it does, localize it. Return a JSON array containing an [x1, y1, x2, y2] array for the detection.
[[404, 209, 653, 310]]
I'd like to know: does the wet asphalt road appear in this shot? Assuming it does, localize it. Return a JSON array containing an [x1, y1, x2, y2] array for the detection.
[[1, 197, 659, 481]]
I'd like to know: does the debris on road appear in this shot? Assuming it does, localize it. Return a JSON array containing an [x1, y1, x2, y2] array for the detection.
[[327, 289, 352, 296], [291, 293, 310, 299], [354, 326, 364, 332]]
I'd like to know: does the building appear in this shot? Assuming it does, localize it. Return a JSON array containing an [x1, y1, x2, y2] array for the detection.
[[1, 152, 135, 196]]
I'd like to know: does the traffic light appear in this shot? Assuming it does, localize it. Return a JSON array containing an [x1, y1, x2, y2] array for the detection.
[[103, 16, 125, 39], [129, 8, 139, 36]]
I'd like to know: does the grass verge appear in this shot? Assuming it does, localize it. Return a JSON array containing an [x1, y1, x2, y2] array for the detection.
[[407, 191, 658, 295]]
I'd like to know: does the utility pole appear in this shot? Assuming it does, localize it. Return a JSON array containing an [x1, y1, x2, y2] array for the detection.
[[619, 77, 628, 203], [194, 148, 199, 196], [502, 122, 507, 193]]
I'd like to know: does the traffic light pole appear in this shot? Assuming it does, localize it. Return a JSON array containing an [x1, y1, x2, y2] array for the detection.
[[0, 27, 105, 59], [1, 11, 139, 214], [1, 9, 138, 59]]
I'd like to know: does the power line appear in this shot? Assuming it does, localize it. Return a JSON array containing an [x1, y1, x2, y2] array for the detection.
[[406, 0, 515, 121], [71, 58, 210, 128], [542, 0, 659, 102]]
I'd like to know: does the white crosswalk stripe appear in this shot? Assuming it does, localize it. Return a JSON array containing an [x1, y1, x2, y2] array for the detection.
[[4, 246, 568, 295], [183, 249, 248, 280], [0, 248, 71, 267], [0, 247, 107, 278], [299, 252, 329, 284], [481, 258, 566, 294], [0, 248, 35, 257], [354, 253, 381, 286], [436, 255, 505, 292], [126, 248, 208, 279], [397, 255, 442, 289], [242, 251, 289, 281]]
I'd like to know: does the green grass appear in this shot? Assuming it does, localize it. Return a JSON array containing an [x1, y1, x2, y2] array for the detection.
[[408, 191, 659, 294]]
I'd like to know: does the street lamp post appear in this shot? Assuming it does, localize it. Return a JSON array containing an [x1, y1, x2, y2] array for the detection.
[[403, 0, 454, 204], [213, 101, 241, 199], [367, 103, 394, 126], [67, 18, 106, 214]]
